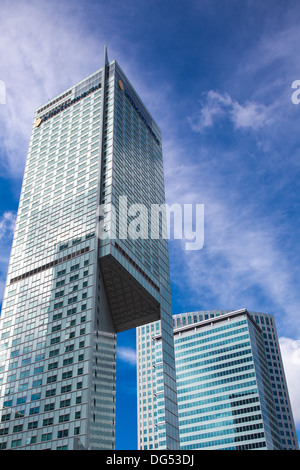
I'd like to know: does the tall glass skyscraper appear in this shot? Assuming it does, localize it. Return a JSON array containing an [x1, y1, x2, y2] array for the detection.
[[137, 309, 298, 450], [0, 47, 179, 450]]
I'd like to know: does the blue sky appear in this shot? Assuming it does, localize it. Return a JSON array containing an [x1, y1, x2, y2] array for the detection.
[[0, 0, 300, 449]]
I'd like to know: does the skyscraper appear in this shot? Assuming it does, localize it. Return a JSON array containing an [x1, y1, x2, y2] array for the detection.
[[249, 311, 298, 449], [137, 309, 298, 450], [0, 47, 179, 450]]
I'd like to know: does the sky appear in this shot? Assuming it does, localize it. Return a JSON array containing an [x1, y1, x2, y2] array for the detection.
[[0, 0, 300, 449]]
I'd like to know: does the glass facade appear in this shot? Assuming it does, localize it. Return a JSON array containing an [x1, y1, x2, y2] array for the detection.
[[0, 69, 103, 450], [137, 309, 297, 450], [0, 49, 179, 449], [250, 311, 298, 450]]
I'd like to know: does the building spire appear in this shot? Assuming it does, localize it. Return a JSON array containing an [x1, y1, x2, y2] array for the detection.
[[104, 44, 109, 66]]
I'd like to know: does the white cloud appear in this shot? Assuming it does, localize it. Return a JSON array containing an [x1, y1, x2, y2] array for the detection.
[[117, 346, 136, 366], [231, 100, 273, 130], [189, 90, 232, 130], [181, 195, 300, 334], [163, 128, 300, 336], [0, 211, 16, 240], [279, 337, 300, 427], [188, 90, 273, 132], [0, 1, 107, 177]]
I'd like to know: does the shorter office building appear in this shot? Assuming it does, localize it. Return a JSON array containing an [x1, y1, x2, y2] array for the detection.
[[137, 308, 293, 450]]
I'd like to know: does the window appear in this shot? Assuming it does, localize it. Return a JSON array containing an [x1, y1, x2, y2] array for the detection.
[[47, 375, 57, 384], [45, 388, 56, 397], [60, 399, 71, 408], [20, 370, 30, 378], [55, 290, 64, 298], [28, 421, 38, 430], [31, 393, 41, 401], [67, 307, 77, 315], [48, 362, 58, 370], [54, 301, 63, 309], [61, 384, 72, 393], [62, 370, 73, 379], [17, 397, 26, 405], [53, 312, 62, 321], [13, 424, 23, 433], [35, 354, 44, 361], [44, 403, 55, 411], [59, 414, 70, 423], [49, 349, 59, 357], [52, 324, 61, 333], [22, 358, 31, 366], [50, 337, 60, 345], [33, 379, 42, 387], [63, 358, 73, 366], [43, 418, 54, 426], [70, 264, 79, 272], [11, 439, 21, 448], [1, 414, 11, 422]]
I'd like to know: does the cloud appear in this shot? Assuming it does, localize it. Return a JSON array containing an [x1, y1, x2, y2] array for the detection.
[[162, 22, 300, 337], [164, 120, 300, 337], [170, 181, 300, 335], [0, 211, 16, 240], [117, 346, 136, 366], [231, 99, 273, 129], [0, 1, 108, 177], [188, 90, 274, 133], [279, 337, 300, 427]]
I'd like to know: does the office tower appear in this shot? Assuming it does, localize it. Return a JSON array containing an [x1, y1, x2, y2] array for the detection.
[[0, 47, 179, 450], [249, 311, 298, 450], [137, 309, 298, 450]]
